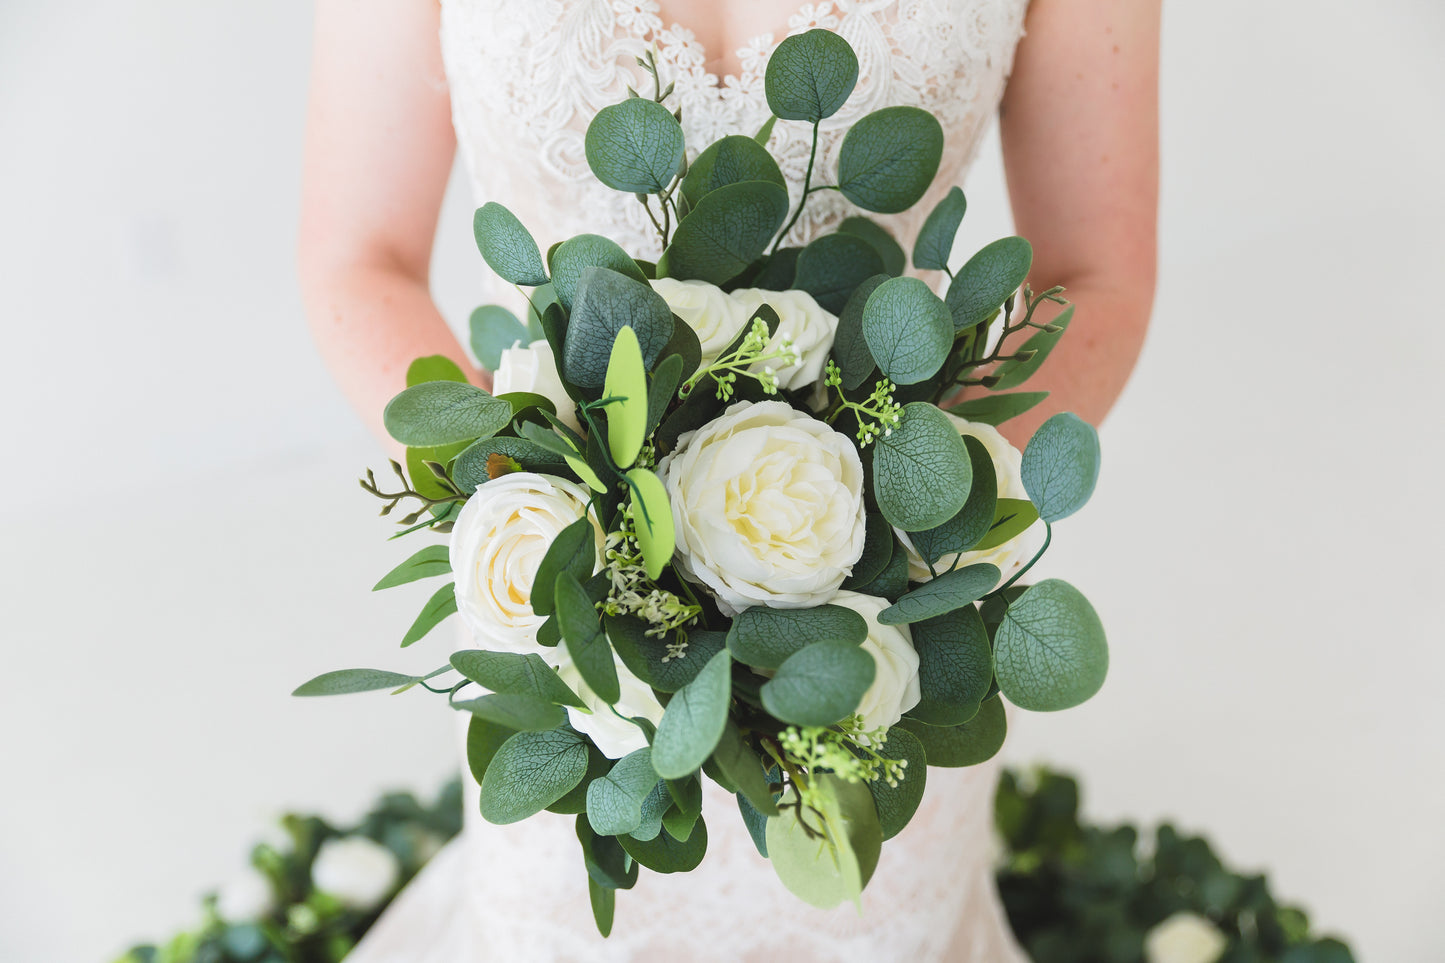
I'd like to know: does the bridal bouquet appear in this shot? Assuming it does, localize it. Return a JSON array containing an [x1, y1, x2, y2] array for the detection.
[[297, 30, 1108, 935]]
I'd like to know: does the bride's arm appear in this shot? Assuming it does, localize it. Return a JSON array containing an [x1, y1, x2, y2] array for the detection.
[[298, 0, 483, 449], [993, 0, 1161, 447]]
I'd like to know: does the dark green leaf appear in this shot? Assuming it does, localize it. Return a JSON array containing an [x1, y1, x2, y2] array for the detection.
[[478, 727, 590, 824], [618, 817, 709, 873], [659, 180, 790, 285], [373, 544, 451, 591], [737, 793, 770, 857], [993, 579, 1108, 711], [726, 604, 868, 670], [750, 245, 801, 290], [401, 582, 458, 647], [764, 28, 859, 122], [607, 617, 727, 693], [449, 650, 584, 707], [587, 878, 615, 937], [576, 815, 639, 890], [1021, 412, 1101, 523], [564, 267, 675, 389], [452, 691, 566, 731], [991, 304, 1074, 391], [861, 276, 953, 385], [646, 353, 686, 439], [847, 533, 909, 599], [872, 402, 973, 531], [473, 202, 548, 286], [292, 668, 420, 697], [466, 715, 516, 783], [945, 236, 1032, 332], [383, 381, 513, 447], [584, 98, 686, 194], [908, 604, 993, 725], [452, 436, 568, 491], [794, 233, 886, 314], [866, 727, 927, 839], [681, 135, 786, 208], [841, 512, 895, 591], [548, 234, 649, 311], [896, 694, 1006, 767], [468, 305, 530, 370], [761, 641, 876, 727], [528, 516, 597, 617], [906, 435, 998, 565], [837, 106, 944, 214], [555, 571, 618, 704], [712, 723, 779, 816], [838, 216, 906, 277], [652, 649, 732, 779], [946, 391, 1049, 427], [912, 186, 967, 271], [879, 563, 999, 624], [832, 273, 888, 391], [546, 741, 609, 815]]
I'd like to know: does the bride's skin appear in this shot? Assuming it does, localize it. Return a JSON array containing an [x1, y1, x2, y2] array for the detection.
[[299, 0, 1158, 452]]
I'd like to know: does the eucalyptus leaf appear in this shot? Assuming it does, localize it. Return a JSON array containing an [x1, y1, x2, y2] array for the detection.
[[972, 498, 1040, 552], [548, 234, 649, 311], [838, 216, 906, 277], [794, 233, 886, 314], [555, 571, 618, 704], [646, 353, 686, 439], [726, 605, 868, 671], [584, 98, 686, 194], [658, 180, 789, 285], [993, 579, 1108, 711], [1021, 412, 1101, 523], [761, 641, 876, 727], [564, 267, 675, 389], [912, 186, 967, 271], [586, 747, 662, 836], [618, 817, 709, 873], [897, 694, 1006, 767], [738, 793, 770, 857], [449, 650, 585, 708], [652, 649, 732, 779], [607, 618, 726, 693], [451, 691, 566, 731], [383, 381, 513, 447], [478, 727, 590, 824], [406, 354, 467, 386], [712, 723, 779, 817], [373, 544, 450, 591], [946, 391, 1049, 427], [588, 878, 615, 937], [866, 727, 927, 839], [906, 435, 998, 565], [763, 28, 859, 122], [861, 276, 953, 385], [766, 776, 881, 909], [547, 740, 610, 815], [402, 582, 458, 647], [473, 202, 548, 286], [452, 436, 568, 491], [832, 274, 888, 392], [908, 605, 993, 726], [529, 516, 598, 617], [751, 246, 801, 291], [292, 668, 420, 697], [945, 236, 1032, 332], [681, 135, 786, 208], [469, 305, 530, 370], [841, 512, 895, 591], [466, 715, 516, 784], [837, 106, 944, 214], [847, 533, 909, 599], [879, 563, 999, 625], [872, 402, 973, 531], [576, 815, 639, 891]]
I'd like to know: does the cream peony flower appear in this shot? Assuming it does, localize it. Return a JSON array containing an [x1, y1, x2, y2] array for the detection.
[[552, 646, 666, 759], [493, 338, 580, 432], [1144, 912, 1229, 963], [310, 836, 400, 910], [730, 287, 838, 390], [650, 277, 753, 364], [894, 414, 1045, 585], [450, 472, 604, 652], [658, 400, 866, 614], [829, 591, 922, 734], [213, 864, 274, 921]]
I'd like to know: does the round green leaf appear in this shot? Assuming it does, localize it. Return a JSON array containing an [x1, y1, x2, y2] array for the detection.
[[872, 402, 973, 531], [766, 775, 881, 909], [452, 436, 568, 491], [406, 354, 468, 387], [861, 276, 953, 385], [944, 236, 1032, 332], [912, 186, 967, 271], [603, 325, 648, 470], [382, 381, 513, 447], [878, 562, 999, 625], [993, 579, 1108, 711], [658, 180, 790, 285], [618, 816, 709, 873], [836, 106, 944, 214], [478, 727, 590, 824], [794, 233, 886, 314], [564, 267, 675, 390], [584, 98, 686, 194], [764, 28, 859, 122], [473, 202, 548, 286], [726, 605, 868, 671], [831, 274, 888, 392], [606, 617, 726, 693], [466, 715, 516, 784], [906, 435, 998, 566], [905, 605, 993, 726], [586, 747, 662, 836], [651, 649, 733, 779], [838, 216, 906, 277], [626, 467, 675, 581], [760, 641, 876, 727], [1021, 412, 1101, 523], [897, 694, 1006, 767], [681, 135, 786, 208], [866, 727, 927, 839], [468, 305, 529, 371], [548, 234, 648, 311], [451, 691, 566, 732]]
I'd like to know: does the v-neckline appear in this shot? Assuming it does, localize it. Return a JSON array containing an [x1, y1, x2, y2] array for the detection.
[[651, 1, 808, 86]]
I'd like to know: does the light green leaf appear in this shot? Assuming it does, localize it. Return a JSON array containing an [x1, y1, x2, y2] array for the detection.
[[991, 304, 1074, 391], [761, 641, 875, 727], [555, 571, 618, 705], [972, 498, 1039, 552], [1021, 412, 1101, 523], [603, 325, 648, 470], [908, 605, 993, 726], [449, 650, 585, 708], [838, 216, 906, 277], [831, 274, 888, 392], [584, 98, 686, 194], [406, 440, 469, 503], [473, 202, 548, 286], [763, 28, 859, 122], [468, 305, 529, 370], [897, 694, 1006, 767], [754, 114, 777, 144], [586, 747, 662, 836], [766, 775, 881, 909], [681, 135, 786, 208], [906, 435, 998, 565], [631, 779, 672, 841], [861, 276, 953, 385], [866, 727, 927, 839], [879, 563, 999, 625], [945, 236, 1032, 332], [546, 743, 610, 815], [529, 516, 597, 617], [946, 391, 1049, 427], [292, 668, 420, 697], [993, 579, 1108, 711], [373, 544, 451, 591], [872, 402, 973, 531], [382, 381, 513, 447], [548, 234, 649, 311], [618, 817, 709, 873], [479, 728, 591, 824], [607, 617, 726, 693], [652, 649, 732, 779], [794, 233, 886, 314], [837, 106, 944, 214], [401, 582, 458, 647], [564, 267, 675, 389], [658, 180, 789, 285], [627, 468, 674, 581], [726, 604, 868, 671], [406, 354, 467, 386], [912, 186, 967, 271], [451, 691, 566, 731]]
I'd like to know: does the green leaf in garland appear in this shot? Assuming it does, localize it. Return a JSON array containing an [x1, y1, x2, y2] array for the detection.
[[993, 579, 1108, 711], [373, 544, 451, 591], [576, 816, 639, 890], [529, 516, 597, 617], [584, 98, 686, 194], [451, 691, 566, 731], [760, 641, 876, 727], [618, 817, 709, 873], [838, 216, 906, 277], [836, 106, 944, 214], [467, 714, 516, 784], [912, 186, 967, 271], [658, 180, 789, 285], [972, 498, 1040, 552], [866, 727, 927, 839], [794, 233, 887, 314], [726, 605, 868, 671], [681, 135, 786, 208], [764, 28, 859, 122], [906, 434, 998, 566], [945, 391, 1049, 427], [603, 325, 648, 470], [651, 649, 732, 779], [547, 234, 649, 311], [473, 202, 549, 286], [382, 381, 513, 447], [751, 245, 801, 291], [452, 436, 568, 491], [554, 571, 618, 704], [907, 604, 993, 726], [586, 747, 662, 836], [588, 878, 615, 937], [831, 274, 889, 392], [291, 668, 422, 697], [468, 305, 530, 370], [406, 354, 467, 386], [944, 236, 1032, 333], [841, 511, 895, 591], [861, 276, 953, 385], [847, 533, 909, 599], [606, 617, 726, 693], [766, 775, 881, 909], [401, 581, 458, 647], [897, 694, 1006, 767], [754, 114, 777, 144], [449, 650, 585, 708], [626, 467, 674, 581], [991, 304, 1075, 391], [645, 353, 686, 439], [547, 742, 610, 815], [1021, 412, 1101, 523], [879, 563, 999, 625], [713, 723, 779, 817], [479, 728, 590, 824], [564, 267, 675, 390], [872, 402, 973, 531]]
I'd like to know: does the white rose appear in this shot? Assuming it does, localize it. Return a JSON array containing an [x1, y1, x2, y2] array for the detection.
[[829, 590, 922, 734], [659, 401, 866, 614], [450, 472, 604, 652], [650, 278, 753, 364], [311, 836, 400, 910], [894, 414, 1045, 585], [214, 864, 274, 921], [493, 339, 580, 433], [1144, 912, 1228, 963], [552, 647, 666, 759], [730, 287, 838, 390]]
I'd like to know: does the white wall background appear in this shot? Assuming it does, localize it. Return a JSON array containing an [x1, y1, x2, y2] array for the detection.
[[1, 1, 1441, 960]]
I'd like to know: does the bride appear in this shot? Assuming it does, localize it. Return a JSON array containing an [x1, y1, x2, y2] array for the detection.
[[299, 1, 1158, 959]]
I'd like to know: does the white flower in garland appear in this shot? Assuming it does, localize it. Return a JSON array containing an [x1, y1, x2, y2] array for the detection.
[[213, 864, 274, 922], [311, 836, 400, 911], [552, 648, 666, 759], [1144, 912, 1229, 963], [730, 287, 837, 390], [650, 278, 754, 365], [828, 590, 922, 735]]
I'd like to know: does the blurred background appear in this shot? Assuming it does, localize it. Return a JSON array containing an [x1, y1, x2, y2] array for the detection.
[[2, 1, 1441, 960]]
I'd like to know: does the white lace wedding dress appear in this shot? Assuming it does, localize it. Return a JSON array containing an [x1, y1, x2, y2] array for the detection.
[[351, 1, 1032, 959]]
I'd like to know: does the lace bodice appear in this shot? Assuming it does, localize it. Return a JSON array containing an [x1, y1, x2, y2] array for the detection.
[[440, 0, 1030, 266]]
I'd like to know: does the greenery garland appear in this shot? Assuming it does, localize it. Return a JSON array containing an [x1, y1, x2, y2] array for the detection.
[[114, 770, 1356, 963]]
